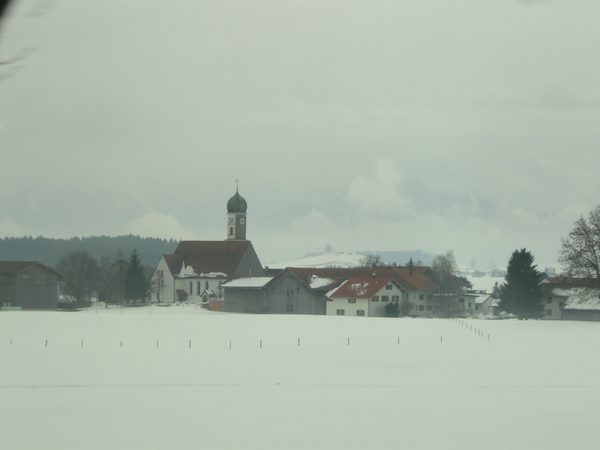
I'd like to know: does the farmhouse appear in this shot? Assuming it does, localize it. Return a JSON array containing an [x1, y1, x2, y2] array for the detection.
[[540, 276, 600, 321], [326, 276, 404, 317], [0, 261, 61, 310]]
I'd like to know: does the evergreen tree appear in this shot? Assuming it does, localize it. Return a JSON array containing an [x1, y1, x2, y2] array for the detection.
[[499, 248, 544, 319], [124, 249, 150, 304]]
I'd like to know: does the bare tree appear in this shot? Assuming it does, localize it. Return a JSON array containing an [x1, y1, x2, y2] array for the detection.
[[558, 205, 600, 285], [97, 249, 127, 306], [56, 250, 99, 306], [430, 249, 461, 317], [359, 253, 382, 269]]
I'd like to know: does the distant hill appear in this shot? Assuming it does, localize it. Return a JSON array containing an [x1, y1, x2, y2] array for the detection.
[[357, 250, 435, 266], [0, 235, 179, 268]]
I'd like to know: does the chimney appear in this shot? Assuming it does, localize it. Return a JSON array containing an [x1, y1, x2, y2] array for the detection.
[[371, 273, 376, 280]]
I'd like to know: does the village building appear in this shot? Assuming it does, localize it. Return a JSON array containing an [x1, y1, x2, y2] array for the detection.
[[540, 276, 600, 321], [151, 188, 265, 310], [0, 261, 61, 310], [325, 276, 404, 317]]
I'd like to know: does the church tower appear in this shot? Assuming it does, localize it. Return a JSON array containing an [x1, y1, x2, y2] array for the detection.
[[226, 186, 247, 240]]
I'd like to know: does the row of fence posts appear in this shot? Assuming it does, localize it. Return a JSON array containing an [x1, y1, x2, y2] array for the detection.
[[8, 321, 490, 348], [5, 336, 433, 348], [451, 317, 490, 341]]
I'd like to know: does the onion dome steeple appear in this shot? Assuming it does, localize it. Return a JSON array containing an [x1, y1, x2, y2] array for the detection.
[[227, 188, 247, 213]]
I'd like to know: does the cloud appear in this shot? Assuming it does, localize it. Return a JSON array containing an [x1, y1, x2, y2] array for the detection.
[[346, 158, 409, 217], [124, 212, 195, 241], [0, 220, 30, 237]]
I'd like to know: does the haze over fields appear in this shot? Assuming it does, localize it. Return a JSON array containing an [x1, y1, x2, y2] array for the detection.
[[2, 1, 600, 267]]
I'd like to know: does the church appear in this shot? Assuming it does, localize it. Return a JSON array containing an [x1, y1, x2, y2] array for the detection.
[[151, 188, 265, 310]]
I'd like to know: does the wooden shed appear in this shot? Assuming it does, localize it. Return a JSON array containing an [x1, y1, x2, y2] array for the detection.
[[0, 261, 61, 310]]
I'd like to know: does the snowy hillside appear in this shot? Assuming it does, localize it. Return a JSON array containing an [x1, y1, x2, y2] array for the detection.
[[268, 251, 364, 269], [1, 306, 599, 449]]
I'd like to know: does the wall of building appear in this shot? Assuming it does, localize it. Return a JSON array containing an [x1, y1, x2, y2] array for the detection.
[[368, 283, 405, 317], [265, 273, 323, 315], [0, 265, 59, 310], [223, 288, 264, 313], [326, 297, 369, 317]]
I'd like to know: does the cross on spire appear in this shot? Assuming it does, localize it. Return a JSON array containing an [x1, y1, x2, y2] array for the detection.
[[235, 178, 239, 192]]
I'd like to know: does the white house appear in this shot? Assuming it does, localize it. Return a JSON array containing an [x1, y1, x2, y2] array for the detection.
[[326, 276, 405, 317]]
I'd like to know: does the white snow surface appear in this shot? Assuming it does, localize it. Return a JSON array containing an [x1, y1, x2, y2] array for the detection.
[[221, 277, 273, 288], [309, 277, 336, 289], [2, 306, 600, 449]]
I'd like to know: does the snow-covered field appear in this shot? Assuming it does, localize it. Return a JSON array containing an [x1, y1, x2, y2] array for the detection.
[[1, 306, 599, 450]]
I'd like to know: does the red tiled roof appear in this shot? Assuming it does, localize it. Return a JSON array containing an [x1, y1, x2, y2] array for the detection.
[[170, 240, 253, 277], [285, 266, 439, 293], [328, 276, 397, 299]]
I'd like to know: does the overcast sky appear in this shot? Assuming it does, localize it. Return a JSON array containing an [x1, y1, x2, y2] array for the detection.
[[1, 0, 600, 268]]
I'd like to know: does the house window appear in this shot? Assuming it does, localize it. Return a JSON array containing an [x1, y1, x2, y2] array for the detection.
[[559, 302, 565, 308], [386, 285, 392, 290], [372, 296, 379, 302], [427, 294, 433, 300], [356, 310, 365, 316], [419, 294, 424, 300], [286, 304, 294, 311], [426, 305, 432, 311], [419, 305, 425, 311], [392, 295, 399, 302], [348, 298, 356, 304], [382, 296, 389, 302], [546, 309, 552, 316], [337, 309, 345, 316], [468, 302, 472, 308]]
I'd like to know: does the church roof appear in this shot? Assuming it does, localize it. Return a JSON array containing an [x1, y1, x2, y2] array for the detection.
[[227, 190, 247, 213], [167, 240, 254, 277]]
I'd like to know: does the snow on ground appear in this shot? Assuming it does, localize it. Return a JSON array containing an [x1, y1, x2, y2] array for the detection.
[[1, 305, 600, 449]]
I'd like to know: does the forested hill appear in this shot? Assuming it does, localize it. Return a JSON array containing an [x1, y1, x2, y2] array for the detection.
[[0, 235, 179, 268]]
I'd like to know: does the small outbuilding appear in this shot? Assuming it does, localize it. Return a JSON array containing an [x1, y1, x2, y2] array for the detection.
[[0, 261, 61, 310]]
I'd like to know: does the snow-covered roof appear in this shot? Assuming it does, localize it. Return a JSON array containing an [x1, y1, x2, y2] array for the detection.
[[221, 277, 272, 288], [475, 295, 491, 305], [561, 288, 600, 311], [310, 277, 336, 289]]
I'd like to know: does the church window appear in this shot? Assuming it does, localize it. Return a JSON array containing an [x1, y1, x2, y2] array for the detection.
[[240, 218, 245, 225], [197, 281, 201, 293], [190, 282, 193, 295], [205, 281, 209, 290], [229, 227, 233, 235]]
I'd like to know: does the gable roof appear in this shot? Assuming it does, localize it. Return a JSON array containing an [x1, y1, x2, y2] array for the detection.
[[328, 276, 398, 299], [284, 266, 439, 293], [0, 261, 61, 277], [163, 241, 259, 278]]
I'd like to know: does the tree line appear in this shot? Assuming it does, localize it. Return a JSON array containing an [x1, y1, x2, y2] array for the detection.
[[57, 249, 158, 307], [0, 235, 177, 268]]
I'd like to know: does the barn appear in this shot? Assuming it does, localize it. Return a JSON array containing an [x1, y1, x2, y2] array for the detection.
[[0, 261, 61, 310]]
